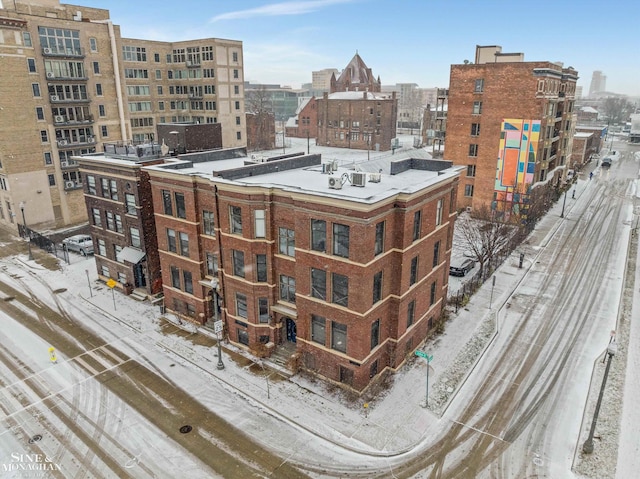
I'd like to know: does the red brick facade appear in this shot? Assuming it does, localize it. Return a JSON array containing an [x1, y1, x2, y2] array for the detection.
[[147, 154, 460, 392], [285, 97, 318, 139]]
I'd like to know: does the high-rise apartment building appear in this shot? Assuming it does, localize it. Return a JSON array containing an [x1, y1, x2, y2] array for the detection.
[[446, 45, 578, 219], [588, 70, 606, 97], [0, 0, 244, 232]]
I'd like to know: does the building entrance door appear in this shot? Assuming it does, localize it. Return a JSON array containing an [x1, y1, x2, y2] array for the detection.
[[285, 317, 297, 342]]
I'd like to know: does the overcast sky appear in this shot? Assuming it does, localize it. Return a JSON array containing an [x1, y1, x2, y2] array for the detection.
[[78, 0, 640, 97]]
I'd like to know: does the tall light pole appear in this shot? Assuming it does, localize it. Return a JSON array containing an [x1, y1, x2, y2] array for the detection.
[[211, 278, 224, 370], [583, 340, 617, 454], [19, 202, 33, 261]]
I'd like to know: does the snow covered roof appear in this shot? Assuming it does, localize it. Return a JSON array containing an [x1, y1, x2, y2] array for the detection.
[[328, 91, 393, 100], [336, 53, 372, 85], [580, 106, 598, 114]]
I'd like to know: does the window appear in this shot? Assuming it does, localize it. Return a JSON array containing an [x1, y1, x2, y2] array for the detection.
[[48, 174, 55, 186], [278, 227, 295, 256], [413, 211, 421, 241], [466, 165, 476, 177], [230, 206, 242, 234], [129, 227, 140, 248], [311, 268, 326, 300], [331, 322, 347, 353], [23, 32, 32, 47], [171, 266, 180, 289], [280, 275, 296, 303], [27, 58, 36, 73], [258, 298, 269, 323], [106, 211, 115, 231], [235, 116, 241, 126], [125, 193, 136, 215], [234, 85, 239, 95], [232, 52, 238, 62], [32, 83, 41, 97], [233, 69, 239, 79], [40, 131, 48, 143], [433, 241, 440, 267], [430, 281, 437, 305], [471, 123, 480, 136], [464, 184, 474, 197], [203, 210, 215, 236], [332, 273, 348, 307], [91, 208, 101, 227], [36, 107, 44, 120], [254, 210, 265, 238], [407, 300, 416, 327], [469, 144, 478, 157], [43, 152, 52, 165], [256, 254, 267, 282], [206, 252, 218, 275], [234, 101, 240, 110], [87, 176, 96, 195], [472, 101, 482, 115], [374, 221, 384, 256], [311, 315, 326, 345], [371, 319, 380, 350], [89, 38, 97, 52], [474, 78, 484, 93], [410, 257, 418, 285], [175, 192, 186, 219], [311, 219, 326, 251], [97, 239, 106, 256], [236, 293, 248, 318], [115, 245, 123, 263], [100, 125, 108, 137], [179, 232, 189, 257], [232, 250, 245, 277], [93, 62, 100, 74], [333, 223, 350, 258], [373, 271, 383, 304], [96, 83, 103, 96], [162, 190, 173, 215], [183, 271, 193, 294], [436, 199, 443, 226]]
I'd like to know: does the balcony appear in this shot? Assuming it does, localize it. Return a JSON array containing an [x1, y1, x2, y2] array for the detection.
[[57, 136, 97, 148], [45, 72, 89, 81], [42, 46, 85, 58], [50, 95, 90, 104]]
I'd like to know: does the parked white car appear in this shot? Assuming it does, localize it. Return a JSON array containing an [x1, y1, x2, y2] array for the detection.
[[62, 234, 94, 255]]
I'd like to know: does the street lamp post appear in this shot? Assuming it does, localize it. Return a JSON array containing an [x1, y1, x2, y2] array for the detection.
[[19, 202, 34, 261], [560, 189, 568, 218], [211, 278, 224, 370], [583, 341, 618, 454]]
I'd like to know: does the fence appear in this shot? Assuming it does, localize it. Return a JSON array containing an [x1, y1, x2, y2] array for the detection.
[[17, 224, 75, 264]]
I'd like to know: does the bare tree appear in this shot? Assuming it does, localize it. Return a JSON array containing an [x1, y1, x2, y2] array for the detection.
[[601, 97, 635, 124], [457, 205, 517, 278], [245, 86, 275, 151]]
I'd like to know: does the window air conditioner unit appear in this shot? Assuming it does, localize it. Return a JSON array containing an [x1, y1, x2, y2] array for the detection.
[[87, 136, 95, 143], [50, 95, 59, 102], [46, 72, 55, 79], [351, 172, 366, 187], [65, 181, 75, 188], [43, 48, 52, 54], [54, 115, 65, 123], [60, 160, 69, 168], [328, 177, 342, 190], [369, 172, 382, 183], [58, 139, 68, 146], [466, 206, 473, 213]]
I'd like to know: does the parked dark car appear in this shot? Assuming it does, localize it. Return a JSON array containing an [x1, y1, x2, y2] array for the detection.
[[601, 157, 612, 168], [449, 258, 475, 277]]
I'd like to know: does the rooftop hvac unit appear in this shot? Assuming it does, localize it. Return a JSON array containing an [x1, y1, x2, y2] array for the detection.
[[369, 172, 382, 183], [50, 95, 59, 102], [351, 172, 366, 187], [43, 48, 52, 54], [46, 72, 55, 79], [54, 115, 65, 123], [331, 160, 338, 171], [65, 181, 75, 188], [328, 177, 342, 190], [321, 163, 331, 174]]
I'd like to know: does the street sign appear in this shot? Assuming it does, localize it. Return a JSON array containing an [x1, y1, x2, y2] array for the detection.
[[214, 320, 223, 334], [106, 278, 117, 288], [48, 347, 57, 363], [415, 350, 433, 362]]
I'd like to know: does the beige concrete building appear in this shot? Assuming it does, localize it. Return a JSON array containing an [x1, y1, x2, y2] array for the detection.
[[0, 0, 244, 232]]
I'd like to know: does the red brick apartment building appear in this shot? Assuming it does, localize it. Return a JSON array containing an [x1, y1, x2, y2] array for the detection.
[[144, 151, 462, 391], [316, 53, 397, 152], [446, 46, 578, 219]]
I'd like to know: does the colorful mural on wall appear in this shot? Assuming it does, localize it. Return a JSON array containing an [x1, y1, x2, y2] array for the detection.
[[494, 119, 540, 218]]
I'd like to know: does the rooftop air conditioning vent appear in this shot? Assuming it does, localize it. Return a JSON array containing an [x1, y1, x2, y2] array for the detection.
[[46, 72, 55, 79], [351, 172, 366, 187], [328, 177, 342, 190], [54, 115, 65, 123], [369, 172, 381, 183]]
